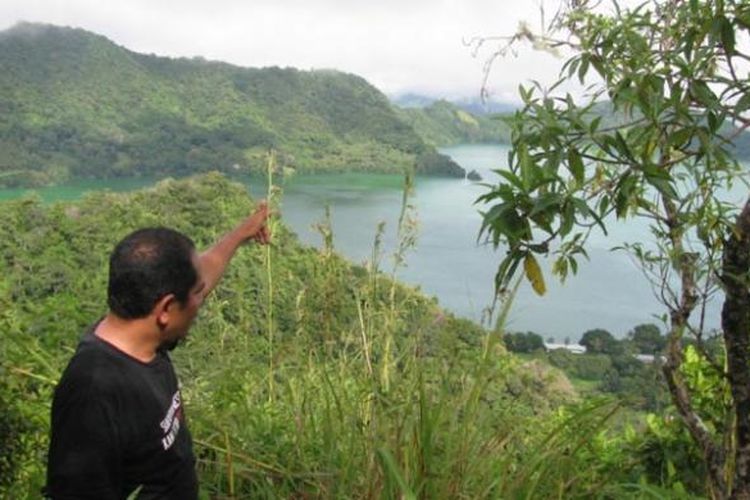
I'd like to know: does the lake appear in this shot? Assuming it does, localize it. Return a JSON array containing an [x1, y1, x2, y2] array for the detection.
[[0, 145, 727, 339]]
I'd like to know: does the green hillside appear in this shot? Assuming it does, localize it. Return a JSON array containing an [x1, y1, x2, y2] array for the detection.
[[1, 173, 618, 498], [0, 23, 463, 187], [394, 99, 511, 146]]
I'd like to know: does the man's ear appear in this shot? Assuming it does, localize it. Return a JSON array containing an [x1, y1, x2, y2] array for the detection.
[[154, 294, 176, 330]]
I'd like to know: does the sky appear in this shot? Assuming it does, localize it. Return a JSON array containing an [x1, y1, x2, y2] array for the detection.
[[0, 0, 573, 102]]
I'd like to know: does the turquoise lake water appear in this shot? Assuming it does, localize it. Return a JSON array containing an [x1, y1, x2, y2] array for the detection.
[[1, 145, 734, 339]]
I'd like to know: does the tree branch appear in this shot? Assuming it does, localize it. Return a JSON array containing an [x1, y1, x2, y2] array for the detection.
[[660, 193, 728, 498], [721, 197, 750, 497]]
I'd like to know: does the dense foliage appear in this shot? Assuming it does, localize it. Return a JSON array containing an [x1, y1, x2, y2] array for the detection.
[[476, 0, 750, 496], [580, 329, 622, 355], [393, 100, 511, 147], [502, 324, 671, 412], [0, 173, 669, 498], [629, 323, 668, 354], [502, 331, 545, 353], [0, 23, 463, 188]]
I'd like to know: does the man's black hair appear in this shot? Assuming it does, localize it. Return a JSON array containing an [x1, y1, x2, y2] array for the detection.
[[107, 227, 198, 319]]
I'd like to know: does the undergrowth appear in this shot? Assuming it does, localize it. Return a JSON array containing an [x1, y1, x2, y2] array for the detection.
[[0, 172, 654, 498]]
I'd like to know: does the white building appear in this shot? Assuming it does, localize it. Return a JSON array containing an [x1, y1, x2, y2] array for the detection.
[[634, 354, 667, 364], [544, 342, 587, 354]]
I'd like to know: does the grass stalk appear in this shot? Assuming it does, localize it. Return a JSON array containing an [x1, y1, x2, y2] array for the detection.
[[193, 438, 294, 477], [382, 171, 417, 393], [265, 150, 276, 402], [9, 367, 57, 386], [355, 297, 373, 377], [224, 430, 235, 497]]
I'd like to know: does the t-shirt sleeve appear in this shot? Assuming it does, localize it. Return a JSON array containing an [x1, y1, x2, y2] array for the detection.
[[46, 386, 123, 499]]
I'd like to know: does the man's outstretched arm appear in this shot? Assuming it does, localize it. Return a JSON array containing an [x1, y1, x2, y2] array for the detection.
[[199, 201, 271, 297]]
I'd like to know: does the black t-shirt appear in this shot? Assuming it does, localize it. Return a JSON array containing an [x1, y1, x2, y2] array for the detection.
[[45, 324, 198, 499]]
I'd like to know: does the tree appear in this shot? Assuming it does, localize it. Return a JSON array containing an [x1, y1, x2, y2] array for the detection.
[[475, 0, 750, 497], [580, 328, 620, 354], [503, 331, 546, 353], [629, 323, 666, 354]]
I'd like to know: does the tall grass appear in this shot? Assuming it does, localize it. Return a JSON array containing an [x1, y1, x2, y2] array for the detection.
[[265, 151, 277, 402], [177, 171, 628, 499], [0, 172, 638, 498]]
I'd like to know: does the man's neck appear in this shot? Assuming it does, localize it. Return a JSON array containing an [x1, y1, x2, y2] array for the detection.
[[94, 313, 161, 363]]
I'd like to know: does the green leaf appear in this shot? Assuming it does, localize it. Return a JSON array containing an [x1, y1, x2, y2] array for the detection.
[[691, 80, 719, 108], [707, 111, 721, 133], [377, 448, 417, 500], [495, 169, 526, 192], [737, 93, 750, 113], [559, 201, 575, 237], [614, 131, 633, 161], [589, 116, 603, 134], [567, 148, 585, 184], [480, 202, 530, 244], [479, 203, 505, 237], [552, 256, 568, 280], [564, 56, 580, 79], [598, 196, 610, 218], [569, 256, 578, 275], [590, 56, 606, 78], [519, 85, 533, 104], [518, 143, 532, 191], [636, 80, 653, 117], [578, 55, 590, 83], [720, 16, 735, 55], [495, 248, 524, 291], [615, 174, 636, 218], [529, 193, 563, 218], [669, 127, 693, 149], [524, 253, 547, 296], [572, 197, 607, 234], [642, 163, 678, 199], [738, 9, 750, 30], [494, 255, 514, 290], [503, 208, 531, 240]]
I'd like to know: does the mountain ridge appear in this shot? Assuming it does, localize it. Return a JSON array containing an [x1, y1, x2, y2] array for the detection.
[[0, 22, 464, 187], [394, 99, 511, 147]]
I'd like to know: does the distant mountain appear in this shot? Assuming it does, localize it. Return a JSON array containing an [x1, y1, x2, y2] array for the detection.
[[394, 100, 511, 147], [451, 97, 519, 116], [389, 93, 437, 109], [394, 92, 750, 162], [390, 92, 518, 115], [0, 23, 463, 187]]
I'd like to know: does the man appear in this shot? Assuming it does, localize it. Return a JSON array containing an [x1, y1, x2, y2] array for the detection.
[[45, 201, 271, 499]]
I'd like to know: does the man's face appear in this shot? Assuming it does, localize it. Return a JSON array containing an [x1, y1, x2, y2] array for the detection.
[[161, 252, 205, 346]]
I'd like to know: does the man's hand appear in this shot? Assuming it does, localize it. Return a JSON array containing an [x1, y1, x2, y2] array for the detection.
[[238, 200, 272, 245], [199, 200, 274, 297]]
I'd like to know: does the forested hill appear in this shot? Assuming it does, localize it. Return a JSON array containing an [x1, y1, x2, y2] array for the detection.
[[394, 100, 511, 146], [394, 97, 750, 158], [0, 22, 463, 187]]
